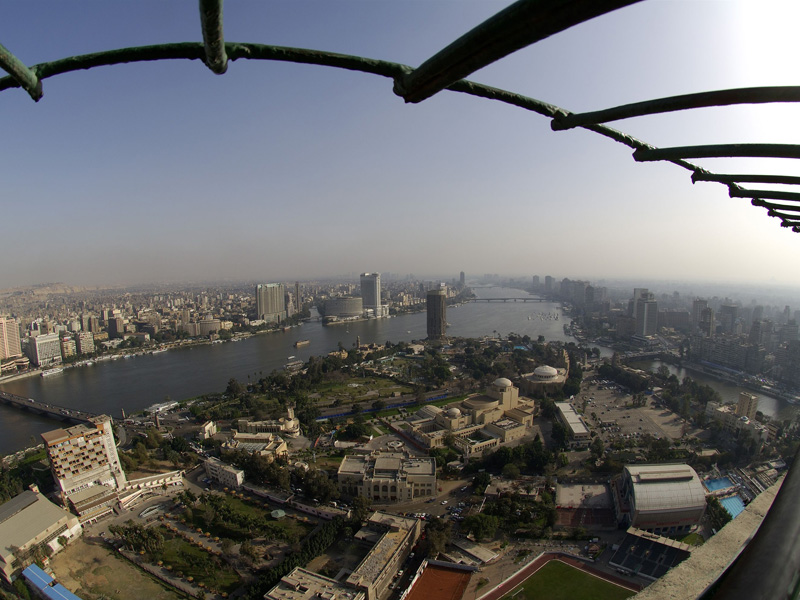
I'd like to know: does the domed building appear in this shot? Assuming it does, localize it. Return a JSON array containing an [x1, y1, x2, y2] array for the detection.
[[520, 362, 569, 396], [402, 377, 537, 457]]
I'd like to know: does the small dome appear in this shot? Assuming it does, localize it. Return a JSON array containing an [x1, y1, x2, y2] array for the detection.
[[446, 407, 462, 418], [493, 377, 513, 388]]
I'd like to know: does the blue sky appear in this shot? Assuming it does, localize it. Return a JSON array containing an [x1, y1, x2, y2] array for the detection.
[[1, 1, 798, 288]]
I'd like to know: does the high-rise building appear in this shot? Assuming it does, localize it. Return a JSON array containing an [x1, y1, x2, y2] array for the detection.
[[460, 271, 466, 287], [295, 281, 301, 312], [360, 273, 381, 312], [736, 392, 759, 421], [60, 337, 76, 359], [718, 304, 739, 335], [256, 283, 287, 323], [0, 316, 22, 360], [699, 307, 715, 337], [107, 317, 125, 338], [634, 290, 658, 337], [25, 333, 62, 367], [41, 415, 127, 504], [532, 275, 540, 288], [544, 276, 554, 292], [692, 299, 708, 334], [426, 288, 447, 339], [76, 331, 95, 355]]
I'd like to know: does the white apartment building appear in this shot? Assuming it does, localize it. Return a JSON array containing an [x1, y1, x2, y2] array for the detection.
[[41, 415, 127, 504]]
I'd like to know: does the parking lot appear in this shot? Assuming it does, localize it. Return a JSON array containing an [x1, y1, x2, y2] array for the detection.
[[581, 380, 696, 443]]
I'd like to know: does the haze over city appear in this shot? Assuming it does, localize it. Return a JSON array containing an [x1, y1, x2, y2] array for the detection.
[[2, 1, 799, 288]]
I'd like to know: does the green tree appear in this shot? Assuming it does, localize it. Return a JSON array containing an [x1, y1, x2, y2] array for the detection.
[[462, 514, 499, 541]]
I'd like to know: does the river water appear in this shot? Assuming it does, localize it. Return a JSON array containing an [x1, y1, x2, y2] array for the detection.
[[0, 286, 574, 455], [629, 359, 797, 423]]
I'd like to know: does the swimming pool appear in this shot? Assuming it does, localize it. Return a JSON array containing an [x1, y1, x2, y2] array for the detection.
[[704, 477, 733, 492], [719, 495, 746, 519]]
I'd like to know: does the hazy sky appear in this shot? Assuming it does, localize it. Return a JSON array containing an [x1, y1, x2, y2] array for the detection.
[[1, 1, 799, 288]]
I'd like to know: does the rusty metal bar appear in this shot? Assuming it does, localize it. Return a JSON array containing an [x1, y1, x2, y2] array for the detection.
[[692, 172, 800, 186], [199, 0, 227, 74], [730, 187, 800, 203], [634, 144, 800, 162], [394, 0, 641, 104], [752, 198, 800, 213], [0, 42, 42, 101], [552, 86, 800, 130], [0, 43, 411, 95]]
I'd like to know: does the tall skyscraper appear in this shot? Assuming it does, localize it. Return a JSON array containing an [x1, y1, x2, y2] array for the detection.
[[634, 289, 658, 336], [360, 273, 381, 312], [692, 298, 708, 334], [256, 283, 287, 323], [426, 288, 447, 339], [295, 281, 301, 312], [460, 271, 466, 287], [0, 316, 22, 360], [699, 307, 715, 337]]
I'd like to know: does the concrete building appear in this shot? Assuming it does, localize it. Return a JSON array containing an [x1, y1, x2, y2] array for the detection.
[[612, 464, 706, 535], [0, 316, 22, 360], [321, 296, 363, 321], [204, 457, 245, 488], [519, 361, 569, 396], [75, 331, 95, 355], [361, 273, 382, 317], [223, 431, 288, 462], [426, 288, 446, 340], [41, 415, 127, 505], [346, 512, 422, 600], [634, 290, 658, 337], [256, 283, 287, 323], [0, 489, 82, 583], [237, 407, 301, 438], [60, 337, 77, 359], [736, 392, 759, 421], [704, 401, 768, 445], [554, 402, 590, 448], [199, 420, 217, 440], [338, 452, 436, 502], [265, 567, 365, 600], [25, 333, 62, 367], [402, 378, 536, 457]]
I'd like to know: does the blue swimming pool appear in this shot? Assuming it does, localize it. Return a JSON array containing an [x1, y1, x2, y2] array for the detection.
[[704, 477, 733, 492], [720, 495, 746, 519]]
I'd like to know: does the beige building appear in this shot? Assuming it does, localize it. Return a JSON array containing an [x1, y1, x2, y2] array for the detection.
[[0, 489, 82, 583], [265, 567, 365, 600], [519, 364, 568, 396], [0, 316, 22, 361], [705, 400, 768, 445], [338, 452, 436, 502], [199, 420, 217, 440], [75, 331, 95, 354], [346, 512, 422, 600], [736, 392, 759, 420], [224, 431, 288, 462], [237, 407, 301, 438], [42, 415, 127, 505], [204, 457, 245, 488], [554, 402, 590, 448], [402, 378, 536, 457]]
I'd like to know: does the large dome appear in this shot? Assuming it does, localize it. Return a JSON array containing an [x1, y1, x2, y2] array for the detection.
[[493, 377, 513, 388], [446, 407, 462, 418], [534, 365, 558, 380]]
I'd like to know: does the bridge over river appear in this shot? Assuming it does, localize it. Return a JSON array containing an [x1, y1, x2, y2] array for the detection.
[[465, 297, 548, 303], [0, 390, 97, 426]]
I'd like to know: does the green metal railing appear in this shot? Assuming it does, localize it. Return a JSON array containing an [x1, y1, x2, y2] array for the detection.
[[0, 0, 798, 236]]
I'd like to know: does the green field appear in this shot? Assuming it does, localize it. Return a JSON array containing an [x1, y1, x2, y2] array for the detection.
[[503, 560, 634, 600]]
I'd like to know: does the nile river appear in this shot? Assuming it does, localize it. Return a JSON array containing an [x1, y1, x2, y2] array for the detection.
[[0, 286, 570, 454]]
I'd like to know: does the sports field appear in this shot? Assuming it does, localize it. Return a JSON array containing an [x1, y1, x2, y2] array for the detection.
[[502, 560, 635, 600]]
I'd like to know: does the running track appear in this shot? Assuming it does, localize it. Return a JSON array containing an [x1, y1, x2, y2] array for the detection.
[[477, 552, 642, 600]]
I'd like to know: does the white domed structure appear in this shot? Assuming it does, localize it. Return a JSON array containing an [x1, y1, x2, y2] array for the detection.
[[493, 377, 513, 389], [446, 407, 462, 418], [533, 365, 558, 381]]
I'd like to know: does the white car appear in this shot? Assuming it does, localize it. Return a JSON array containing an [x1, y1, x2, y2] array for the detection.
[[441, 500, 448, 505]]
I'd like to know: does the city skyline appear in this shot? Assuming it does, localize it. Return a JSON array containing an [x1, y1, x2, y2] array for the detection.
[[1, 1, 799, 288]]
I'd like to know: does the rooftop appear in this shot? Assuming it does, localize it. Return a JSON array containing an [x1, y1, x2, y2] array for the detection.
[[0, 491, 76, 562]]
